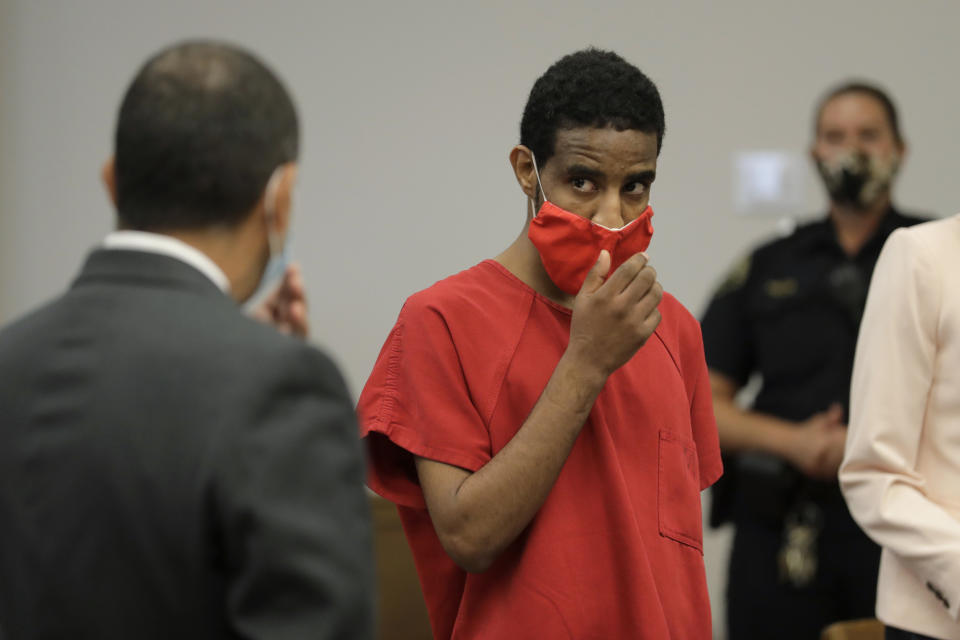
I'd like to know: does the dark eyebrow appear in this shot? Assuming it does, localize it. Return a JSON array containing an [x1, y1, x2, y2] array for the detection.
[[564, 164, 605, 179], [625, 170, 656, 184]]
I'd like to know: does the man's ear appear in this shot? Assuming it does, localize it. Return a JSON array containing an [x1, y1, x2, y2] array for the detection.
[[271, 162, 298, 237], [101, 156, 118, 207], [509, 145, 539, 201], [895, 139, 908, 163]]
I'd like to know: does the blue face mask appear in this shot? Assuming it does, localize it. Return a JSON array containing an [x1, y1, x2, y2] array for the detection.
[[244, 168, 291, 309]]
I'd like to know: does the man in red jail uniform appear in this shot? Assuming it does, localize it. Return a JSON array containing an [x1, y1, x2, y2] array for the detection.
[[358, 48, 723, 640]]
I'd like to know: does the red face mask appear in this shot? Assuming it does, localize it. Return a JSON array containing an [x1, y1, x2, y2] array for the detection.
[[527, 156, 654, 295]]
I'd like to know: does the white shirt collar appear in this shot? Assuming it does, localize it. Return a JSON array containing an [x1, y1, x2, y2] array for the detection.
[[102, 230, 231, 294]]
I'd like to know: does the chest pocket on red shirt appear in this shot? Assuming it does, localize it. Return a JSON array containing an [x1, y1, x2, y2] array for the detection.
[[658, 430, 703, 552]]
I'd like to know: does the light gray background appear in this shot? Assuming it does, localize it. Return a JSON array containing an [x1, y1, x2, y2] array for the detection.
[[2, 2, 957, 637]]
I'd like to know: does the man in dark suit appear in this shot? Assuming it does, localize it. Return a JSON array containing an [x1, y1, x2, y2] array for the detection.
[[0, 41, 374, 639]]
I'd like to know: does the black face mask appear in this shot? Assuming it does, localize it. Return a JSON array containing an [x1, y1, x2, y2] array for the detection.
[[815, 150, 899, 210]]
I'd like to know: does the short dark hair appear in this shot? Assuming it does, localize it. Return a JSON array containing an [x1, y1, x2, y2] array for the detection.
[[814, 81, 903, 145], [520, 48, 665, 166], [114, 40, 299, 231]]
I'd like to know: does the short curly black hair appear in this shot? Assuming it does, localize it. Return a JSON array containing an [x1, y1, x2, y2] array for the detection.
[[520, 48, 665, 166]]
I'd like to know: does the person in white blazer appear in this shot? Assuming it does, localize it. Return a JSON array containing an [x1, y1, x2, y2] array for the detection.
[[840, 214, 960, 640]]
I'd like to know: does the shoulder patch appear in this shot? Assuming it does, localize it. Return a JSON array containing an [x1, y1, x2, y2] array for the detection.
[[714, 254, 752, 297]]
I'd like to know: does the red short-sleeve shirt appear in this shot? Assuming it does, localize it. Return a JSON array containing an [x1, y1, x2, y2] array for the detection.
[[358, 260, 722, 639]]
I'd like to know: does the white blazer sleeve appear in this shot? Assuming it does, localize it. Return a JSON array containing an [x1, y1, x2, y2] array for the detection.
[[839, 227, 960, 619]]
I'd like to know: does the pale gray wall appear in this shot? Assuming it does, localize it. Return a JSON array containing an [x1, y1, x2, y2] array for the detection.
[[3, 1, 959, 637], [0, 0, 15, 323]]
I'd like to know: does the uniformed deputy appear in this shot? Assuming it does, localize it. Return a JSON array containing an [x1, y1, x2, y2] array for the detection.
[[701, 82, 929, 640]]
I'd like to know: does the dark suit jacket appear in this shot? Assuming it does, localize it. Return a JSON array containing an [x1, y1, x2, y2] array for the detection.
[[0, 249, 374, 639]]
